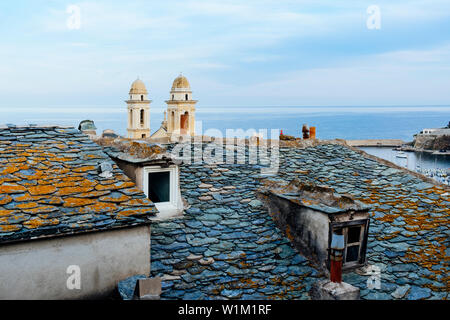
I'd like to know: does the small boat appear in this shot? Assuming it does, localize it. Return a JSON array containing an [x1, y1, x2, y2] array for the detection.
[[396, 152, 408, 158]]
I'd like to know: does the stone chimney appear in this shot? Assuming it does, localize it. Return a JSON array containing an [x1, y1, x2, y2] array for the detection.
[[78, 120, 97, 139]]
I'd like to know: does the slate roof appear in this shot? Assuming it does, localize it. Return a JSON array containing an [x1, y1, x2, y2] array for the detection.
[[0, 125, 157, 243], [270, 179, 371, 214], [150, 142, 449, 300]]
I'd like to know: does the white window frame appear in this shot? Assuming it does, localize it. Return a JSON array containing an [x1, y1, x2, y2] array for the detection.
[[142, 165, 181, 217]]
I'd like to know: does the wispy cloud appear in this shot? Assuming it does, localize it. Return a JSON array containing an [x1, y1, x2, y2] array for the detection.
[[0, 0, 449, 107]]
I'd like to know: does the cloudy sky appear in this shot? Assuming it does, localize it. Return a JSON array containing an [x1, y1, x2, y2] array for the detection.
[[0, 0, 449, 108]]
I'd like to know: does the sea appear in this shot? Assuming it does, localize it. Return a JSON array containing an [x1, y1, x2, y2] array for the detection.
[[1, 105, 449, 172]]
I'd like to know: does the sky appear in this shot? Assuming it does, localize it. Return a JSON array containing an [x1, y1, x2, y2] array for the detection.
[[0, 0, 449, 109]]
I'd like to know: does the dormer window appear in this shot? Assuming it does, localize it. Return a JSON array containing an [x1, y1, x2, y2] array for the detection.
[[143, 165, 182, 219]]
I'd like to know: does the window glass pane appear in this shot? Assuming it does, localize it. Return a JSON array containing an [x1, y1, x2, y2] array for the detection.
[[347, 226, 361, 243], [148, 172, 170, 202], [346, 245, 360, 262]]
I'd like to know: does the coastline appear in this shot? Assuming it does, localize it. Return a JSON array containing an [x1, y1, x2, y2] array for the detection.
[[345, 139, 404, 147], [398, 145, 450, 156]]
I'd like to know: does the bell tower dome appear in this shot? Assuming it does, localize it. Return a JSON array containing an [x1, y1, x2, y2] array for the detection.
[[127, 78, 151, 139], [165, 74, 197, 136]]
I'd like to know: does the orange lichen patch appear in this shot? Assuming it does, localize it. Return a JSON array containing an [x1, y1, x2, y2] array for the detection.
[[0, 175, 21, 183], [78, 179, 97, 188], [54, 144, 67, 150], [16, 202, 39, 209], [73, 166, 96, 173], [376, 231, 400, 241], [23, 217, 59, 229], [94, 183, 116, 191], [13, 193, 36, 202], [114, 173, 131, 182], [79, 202, 118, 214], [0, 184, 26, 194], [49, 156, 75, 162], [28, 185, 57, 196], [0, 212, 30, 224], [57, 186, 93, 196], [63, 197, 96, 208], [123, 198, 153, 206], [116, 208, 154, 219], [53, 176, 85, 187], [75, 190, 111, 198], [17, 152, 32, 157], [22, 205, 58, 214], [24, 147, 43, 153], [8, 157, 27, 163], [99, 194, 131, 203], [38, 197, 64, 205], [94, 181, 135, 191], [121, 187, 142, 195], [285, 225, 294, 242], [238, 278, 263, 289], [0, 224, 21, 233], [117, 181, 135, 189], [98, 179, 116, 186], [20, 180, 40, 187], [376, 212, 399, 223], [0, 165, 19, 175], [37, 152, 57, 159], [0, 195, 12, 205], [84, 154, 103, 159], [18, 169, 44, 180], [0, 209, 17, 217], [47, 168, 71, 176], [14, 143, 32, 148], [37, 179, 55, 186], [403, 242, 449, 278]]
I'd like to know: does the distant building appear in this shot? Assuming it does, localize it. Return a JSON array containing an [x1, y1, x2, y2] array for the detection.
[[419, 128, 450, 135], [127, 79, 151, 139], [0, 124, 157, 299], [150, 111, 169, 141]]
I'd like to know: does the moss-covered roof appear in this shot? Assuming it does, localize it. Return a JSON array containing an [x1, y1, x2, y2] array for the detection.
[[0, 125, 157, 243]]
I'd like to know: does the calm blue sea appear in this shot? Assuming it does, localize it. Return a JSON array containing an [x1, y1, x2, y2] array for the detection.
[[1, 105, 449, 141]]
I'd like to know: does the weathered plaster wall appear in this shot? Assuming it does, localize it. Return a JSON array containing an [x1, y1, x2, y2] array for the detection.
[[113, 158, 144, 190], [266, 194, 330, 271], [0, 225, 151, 300]]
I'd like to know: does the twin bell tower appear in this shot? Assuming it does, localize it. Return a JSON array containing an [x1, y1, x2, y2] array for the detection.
[[126, 74, 197, 140]]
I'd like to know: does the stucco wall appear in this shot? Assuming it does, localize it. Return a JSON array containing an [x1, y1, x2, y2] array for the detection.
[[266, 194, 330, 271], [0, 225, 151, 300]]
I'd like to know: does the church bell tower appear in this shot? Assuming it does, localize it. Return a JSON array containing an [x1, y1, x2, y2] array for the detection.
[[127, 78, 151, 139], [165, 74, 197, 136]]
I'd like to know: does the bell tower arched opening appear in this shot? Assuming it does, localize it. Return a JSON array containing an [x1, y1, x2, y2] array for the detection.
[[140, 109, 144, 126], [171, 111, 175, 131], [180, 111, 189, 135]]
